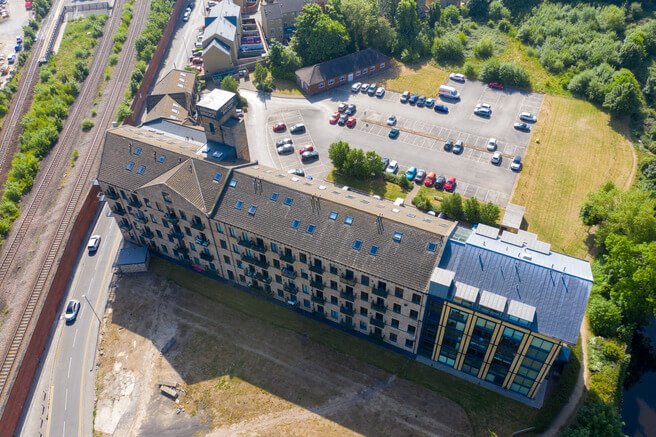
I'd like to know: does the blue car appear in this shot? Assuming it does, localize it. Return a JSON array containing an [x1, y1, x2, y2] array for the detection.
[[408, 94, 418, 105], [434, 104, 449, 114], [405, 167, 417, 181], [389, 128, 400, 139]]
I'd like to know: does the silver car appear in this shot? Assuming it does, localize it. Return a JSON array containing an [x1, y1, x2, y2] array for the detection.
[[87, 235, 101, 253], [491, 152, 502, 165], [65, 299, 81, 324], [276, 144, 294, 154]]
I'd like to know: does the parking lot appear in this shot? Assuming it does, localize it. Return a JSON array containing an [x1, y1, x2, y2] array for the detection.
[[262, 78, 543, 207], [0, 0, 32, 88]]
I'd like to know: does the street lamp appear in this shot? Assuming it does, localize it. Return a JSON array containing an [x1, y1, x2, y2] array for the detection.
[[82, 294, 101, 323]]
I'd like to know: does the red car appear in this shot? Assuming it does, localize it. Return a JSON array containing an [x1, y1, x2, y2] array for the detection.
[[345, 117, 357, 127], [299, 145, 315, 155], [329, 112, 339, 124], [444, 176, 457, 191], [272, 123, 286, 132], [424, 172, 436, 187], [488, 82, 504, 90]]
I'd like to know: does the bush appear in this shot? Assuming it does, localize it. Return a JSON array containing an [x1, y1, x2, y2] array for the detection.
[[412, 192, 433, 211], [587, 296, 623, 338], [397, 174, 412, 191], [601, 339, 625, 363], [473, 37, 494, 59], [480, 59, 530, 88], [563, 399, 624, 437], [440, 193, 464, 220], [81, 118, 94, 131], [463, 62, 478, 79], [432, 34, 465, 64]]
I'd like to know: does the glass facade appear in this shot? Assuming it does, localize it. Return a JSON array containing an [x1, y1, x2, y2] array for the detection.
[[461, 317, 496, 377], [438, 308, 469, 367], [509, 337, 553, 395], [486, 327, 524, 386]]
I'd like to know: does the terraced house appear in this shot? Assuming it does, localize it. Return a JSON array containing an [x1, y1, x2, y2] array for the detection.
[[98, 125, 591, 406]]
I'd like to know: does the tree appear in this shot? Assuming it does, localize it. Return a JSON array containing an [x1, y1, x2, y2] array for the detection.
[[340, 0, 377, 51], [598, 5, 626, 34], [328, 141, 350, 171], [488, 0, 510, 21], [595, 188, 656, 246], [412, 192, 433, 211], [292, 4, 350, 65], [432, 34, 465, 64], [441, 5, 460, 25], [253, 63, 269, 87], [473, 37, 494, 59], [426, 2, 441, 28], [440, 194, 464, 220], [619, 38, 646, 70], [365, 150, 385, 177], [368, 17, 397, 54], [220, 75, 239, 93], [268, 40, 302, 80], [463, 197, 481, 223], [580, 181, 619, 226], [563, 400, 624, 437], [395, 0, 420, 49], [479, 202, 500, 225], [343, 148, 368, 178], [468, 0, 489, 19], [643, 67, 656, 103], [587, 295, 623, 338], [603, 81, 643, 116], [378, 0, 400, 24]]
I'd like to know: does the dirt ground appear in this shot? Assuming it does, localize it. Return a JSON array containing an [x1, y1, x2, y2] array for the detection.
[[94, 271, 473, 436]]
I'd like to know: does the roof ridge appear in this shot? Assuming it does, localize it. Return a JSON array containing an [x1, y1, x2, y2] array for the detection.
[[190, 160, 208, 213]]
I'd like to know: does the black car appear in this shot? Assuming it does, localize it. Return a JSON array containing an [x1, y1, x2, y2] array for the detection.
[[338, 114, 348, 126], [434, 104, 449, 114], [443, 140, 453, 152], [290, 123, 306, 134], [434, 175, 446, 189], [453, 140, 464, 154], [382, 157, 390, 170], [417, 96, 427, 107], [301, 150, 319, 162], [408, 94, 418, 105], [514, 122, 531, 132]]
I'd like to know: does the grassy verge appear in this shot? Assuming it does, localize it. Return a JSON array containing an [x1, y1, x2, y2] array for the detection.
[[152, 257, 574, 436], [325, 170, 409, 200], [376, 60, 448, 96], [0, 15, 107, 242], [272, 78, 302, 96], [511, 95, 635, 258]]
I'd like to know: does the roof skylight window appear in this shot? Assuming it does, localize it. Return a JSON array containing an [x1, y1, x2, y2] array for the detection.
[[306, 224, 316, 234], [133, 147, 142, 156], [235, 200, 244, 210], [271, 192, 279, 201], [329, 211, 338, 220], [126, 161, 135, 171], [393, 232, 403, 242], [427, 242, 437, 252], [214, 172, 223, 183], [137, 165, 146, 175], [248, 205, 257, 215], [344, 216, 353, 225], [369, 245, 379, 256], [353, 240, 362, 250], [291, 219, 300, 229], [284, 197, 294, 206]]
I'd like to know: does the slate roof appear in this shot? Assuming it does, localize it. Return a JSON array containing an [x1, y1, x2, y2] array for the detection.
[[295, 48, 390, 86], [262, 0, 314, 20], [98, 126, 232, 214], [144, 95, 189, 124], [152, 69, 196, 97], [203, 0, 239, 46], [438, 229, 592, 344], [214, 165, 456, 291]]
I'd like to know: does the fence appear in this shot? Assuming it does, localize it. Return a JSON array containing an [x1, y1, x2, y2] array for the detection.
[[124, 0, 185, 126], [0, 186, 102, 437]]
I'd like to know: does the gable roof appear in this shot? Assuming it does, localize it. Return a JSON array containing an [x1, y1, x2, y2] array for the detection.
[[152, 69, 196, 97], [144, 95, 189, 124], [214, 165, 456, 291], [262, 0, 314, 20], [203, 0, 240, 46], [438, 228, 592, 344], [295, 48, 390, 86]]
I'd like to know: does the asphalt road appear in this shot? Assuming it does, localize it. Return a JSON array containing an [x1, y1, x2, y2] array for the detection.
[[18, 204, 123, 437], [244, 80, 544, 206]]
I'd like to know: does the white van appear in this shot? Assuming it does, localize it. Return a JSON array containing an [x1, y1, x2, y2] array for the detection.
[[438, 85, 460, 100]]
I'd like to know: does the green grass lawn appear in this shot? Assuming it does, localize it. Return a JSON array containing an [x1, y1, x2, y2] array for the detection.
[[272, 78, 302, 96], [511, 95, 635, 258], [376, 60, 449, 96], [325, 171, 408, 200], [152, 257, 551, 436]]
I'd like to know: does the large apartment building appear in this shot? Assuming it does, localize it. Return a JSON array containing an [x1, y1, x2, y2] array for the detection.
[[98, 123, 591, 405]]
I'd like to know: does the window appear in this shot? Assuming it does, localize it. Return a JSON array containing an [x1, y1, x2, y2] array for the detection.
[[126, 161, 135, 171], [359, 321, 367, 330], [369, 245, 379, 256], [179, 210, 187, 221], [318, 82, 325, 89], [331, 310, 339, 319], [235, 200, 244, 210], [389, 333, 397, 342], [209, 122, 216, 134], [304, 299, 311, 308], [232, 244, 239, 253], [355, 70, 361, 77], [189, 243, 196, 252], [352, 240, 362, 251], [223, 255, 231, 264], [412, 293, 421, 304], [393, 303, 401, 313], [161, 244, 168, 253], [291, 219, 300, 230], [137, 165, 146, 175], [284, 197, 294, 206], [306, 224, 316, 234], [344, 216, 353, 225], [410, 310, 418, 320], [270, 192, 279, 201], [299, 253, 307, 263], [391, 319, 399, 328], [157, 155, 166, 163], [162, 192, 172, 203], [408, 325, 416, 335], [330, 280, 338, 290], [185, 227, 191, 236], [405, 339, 414, 349], [393, 232, 403, 242], [302, 284, 309, 293], [380, 62, 386, 68], [361, 291, 369, 302], [427, 242, 437, 252], [330, 296, 338, 305], [395, 287, 404, 298], [360, 307, 368, 316], [156, 230, 162, 238], [220, 239, 227, 249], [273, 259, 280, 268], [361, 275, 369, 286], [229, 227, 236, 238], [363, 67, 368, 74], [339, 75, 346, 82], [329, 211, 338, 220], [328, 79, 335, 85], [248, 205, 257, 215], [212, 172, 223, 183], [271, 242, 278, 252], [216, 223, 223, 234]]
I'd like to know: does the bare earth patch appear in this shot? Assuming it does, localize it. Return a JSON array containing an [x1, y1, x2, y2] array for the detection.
[[94, 271, 472, 436]]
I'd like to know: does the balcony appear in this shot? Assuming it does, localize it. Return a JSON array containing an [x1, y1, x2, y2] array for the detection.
[[112, 207, 126, 216], [163, 213, 179, 224], [195, 236, 210, 247], [128, 198, 142, 208], [340, 306, 355, 316], [141, 229, 154, 239], [309, 264, 324, 274], [313, 309, 326, 318], [283, 283, 299, 294], [119, 220, 132, 230], [279, 252, 295, 263], [311, 294, 325, 304], [191, 221, 205, 231], [369, 331, 385, 341], [238, 238, 267, 253], [370, 317, 386, 328], [134, 215, 148, 224], [280, 267, 297, 279], [169, 229, 185, 240], [340, 291, 356, 302], [371, 286, 388, 298], [371, 302, 387, 313], [309, 279, 325, 290], [251, 243, 268, 254], [200, 252, 214, 262], [105, 190, 119, 200], [339, 275, 357, 286], [174, 244, 189, 254], [246, 269, 271, 283], [241, 254, 269, 269], [340, 319, 355, 329]]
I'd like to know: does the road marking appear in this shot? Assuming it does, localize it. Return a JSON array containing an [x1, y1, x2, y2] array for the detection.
[[72, 329, 78, 348], [63, 421, 66, 437], [67, 357, 72, 379], [64, 388, 68, 411]]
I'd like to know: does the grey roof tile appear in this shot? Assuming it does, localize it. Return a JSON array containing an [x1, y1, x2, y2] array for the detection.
[[295, 48, 390, 86]]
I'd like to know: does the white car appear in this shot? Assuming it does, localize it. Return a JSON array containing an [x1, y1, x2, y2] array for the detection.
[[87, 235, 101, 253], [351, 82, 362, 93], [474, 106, 492, 117], [449, 73, 465, 82], [491, 152, 502, 165], [386, 115, 397, 126], [486, 138, 497, 151], [64, 299, 81, 324], [519, 112, 537, 122], [476, 103, 492, 110], [385, 160, 399, 174], [375, 86, 385, 97], [511, 155, 522, 171]]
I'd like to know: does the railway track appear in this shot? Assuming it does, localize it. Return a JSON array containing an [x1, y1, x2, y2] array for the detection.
[[0, 2, 62, 184], [0, 0, 152, 401]]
